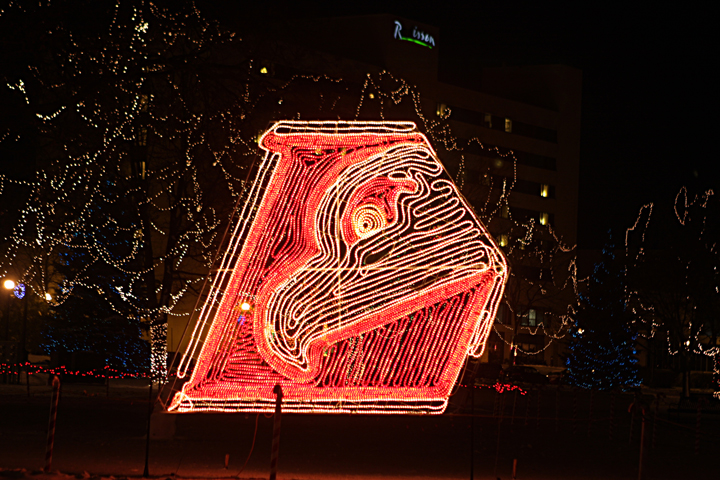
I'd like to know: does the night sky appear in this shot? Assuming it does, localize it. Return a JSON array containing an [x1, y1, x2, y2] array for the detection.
[[2, 2, 715, 248], [239, 1, 716, 248]]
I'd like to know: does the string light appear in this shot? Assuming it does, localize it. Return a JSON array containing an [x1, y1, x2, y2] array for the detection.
[[13, 283, 26, 299], [625, 188, 719, 397], [169, 121, 508, 414], [0, 1, 253, 382], [566, 237, 641, 390], [0, 361, 171, 380], [0, 2, 581, 388]]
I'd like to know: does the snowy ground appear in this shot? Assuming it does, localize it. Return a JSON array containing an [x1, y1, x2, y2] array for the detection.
[[1, 378, 717, 479]]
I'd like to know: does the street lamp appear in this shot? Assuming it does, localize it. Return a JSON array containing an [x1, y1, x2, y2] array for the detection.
[[2, 279, 14, 342]]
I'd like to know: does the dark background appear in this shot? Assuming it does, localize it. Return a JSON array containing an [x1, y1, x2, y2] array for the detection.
[[2, 2, 715, 247], [205, 1, 716, 248]]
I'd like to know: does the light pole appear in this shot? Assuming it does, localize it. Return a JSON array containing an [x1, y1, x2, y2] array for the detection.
[[15, 283, 29, 364], [2, 279, 15, 384], [2, 279, 15, 342]]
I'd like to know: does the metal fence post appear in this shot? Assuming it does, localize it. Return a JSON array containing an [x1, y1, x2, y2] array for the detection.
[[269, 384, 284, 480], [44, 375, 61, 472]]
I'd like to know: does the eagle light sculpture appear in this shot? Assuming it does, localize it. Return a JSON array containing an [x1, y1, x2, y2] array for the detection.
[[170, 121, 507, 414]]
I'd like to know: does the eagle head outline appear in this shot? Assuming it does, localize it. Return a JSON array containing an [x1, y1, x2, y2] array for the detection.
[[170, 121, 507, 414]]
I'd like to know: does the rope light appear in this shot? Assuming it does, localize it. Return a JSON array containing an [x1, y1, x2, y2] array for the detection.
[[169, 121, 508, 414]]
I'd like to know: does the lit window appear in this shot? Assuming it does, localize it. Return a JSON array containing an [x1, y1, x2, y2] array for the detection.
[[436, 103, 447, 116], [138, 94, 149, 112], [260, 66, 268, 74], [499, 234, 509, 247], [521, 308, 540, 327], [484, 113, 492, 128], [493, 158, 504, 169], [505, 118, 512, 133], [136, 126, 147, 147], [540, 184, 549, 198], [539, 212, 549, 225], [501, 205, 509, 218]]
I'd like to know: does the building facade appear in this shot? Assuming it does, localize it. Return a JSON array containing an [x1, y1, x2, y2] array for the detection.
[[167, 14, 582, 369]]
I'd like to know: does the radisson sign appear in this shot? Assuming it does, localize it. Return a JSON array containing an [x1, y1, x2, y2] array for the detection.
[[393, 20, 435, 49]]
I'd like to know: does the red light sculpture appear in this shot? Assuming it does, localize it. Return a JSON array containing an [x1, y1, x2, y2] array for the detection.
[[169, 121, 507, 414]]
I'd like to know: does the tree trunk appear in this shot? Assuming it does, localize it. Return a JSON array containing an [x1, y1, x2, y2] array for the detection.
[[713, 353, 720, 397], [681, 352, 691, 398], [149, 313, 168, 382], [138, 198, 166, 382]]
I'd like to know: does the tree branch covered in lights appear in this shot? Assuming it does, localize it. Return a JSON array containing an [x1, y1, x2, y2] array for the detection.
[[458, 158, 579, 363], [493, 219, 578, 364], [566, 235, 641, 390], [0, 0, 581, 382], [626, 188, 719, 398], [1, 0, 277, 379]]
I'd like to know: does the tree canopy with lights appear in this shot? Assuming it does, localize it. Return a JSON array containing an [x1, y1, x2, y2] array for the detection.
[[1, 0, 581, 381]]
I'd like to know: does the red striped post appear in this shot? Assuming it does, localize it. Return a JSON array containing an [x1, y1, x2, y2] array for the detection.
[[587, 389, 594, 437], [572, 389, 578, 436], [554, 387, 559, 433], [44, 375, 61, 472], [143, 382, 154, 478], [651, 395, 658, 450], [269, 384, 283, 480], [695, 398, 702, 455], [629, 396, 636, 443], [524, 390, 530, 426], [609, 392, 615, 441], [638, 406, 646, 480]]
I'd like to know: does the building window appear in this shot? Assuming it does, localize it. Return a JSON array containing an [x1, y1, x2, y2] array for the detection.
[[520, 308, 544, 327], [498, 234, 509, 247], [539, 212, 549, 225], [135, 125, 147, 147], [505, 118, 512, 133], [540, 184, 550, 198], [436, 103, 447, 117], [138, 94, 149, 112], [484, 112, 492, 128], [501, 205, 509, 218]]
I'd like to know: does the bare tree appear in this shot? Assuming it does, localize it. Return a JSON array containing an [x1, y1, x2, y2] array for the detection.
[[627, 188, 719, 398]]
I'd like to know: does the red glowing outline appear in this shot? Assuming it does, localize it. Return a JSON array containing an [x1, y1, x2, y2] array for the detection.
[[170, 121, 507, 414]]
